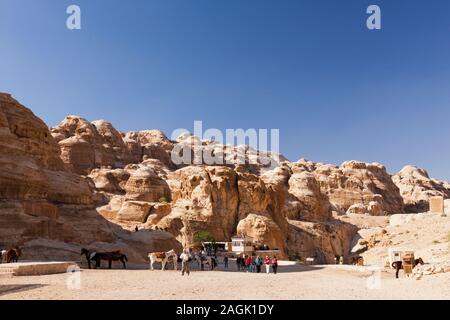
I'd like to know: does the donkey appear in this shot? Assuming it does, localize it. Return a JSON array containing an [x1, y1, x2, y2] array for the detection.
[[195, 254, 217, 271], [148, 250, 178, 271], [392, 258, 425, 279], [93, 251, 127, 269]]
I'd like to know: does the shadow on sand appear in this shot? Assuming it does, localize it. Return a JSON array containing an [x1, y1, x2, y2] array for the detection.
[[0, 284, 47, 296], [97, 261, 326, 274], [190, 263, 325, 274]]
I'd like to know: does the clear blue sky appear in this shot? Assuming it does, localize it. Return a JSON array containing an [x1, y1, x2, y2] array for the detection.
[[1, 0, 450, 180]]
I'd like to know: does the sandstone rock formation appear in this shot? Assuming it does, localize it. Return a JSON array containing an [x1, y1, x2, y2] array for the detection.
[[0, 93, 180, 262], [290, 160, 404, 215], [392, 165, 450, 212], [3, 92, 450, 264]]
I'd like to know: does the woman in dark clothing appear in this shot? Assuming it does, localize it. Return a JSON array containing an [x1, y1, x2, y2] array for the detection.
[[255, 255, 262, 273], [271, 256, 278, 274], [241, 255, 247, 271]]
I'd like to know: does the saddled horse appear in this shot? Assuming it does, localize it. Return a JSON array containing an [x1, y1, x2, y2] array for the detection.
[[195, 254, 217, 271], [4, 248, 21, 263], [392, 258, 424, 279], [148, 250, 178, 271]]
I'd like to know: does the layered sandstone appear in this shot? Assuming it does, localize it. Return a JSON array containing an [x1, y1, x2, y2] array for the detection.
[[392, 165, 450, 212], [0, 93, 180, 262], [3, 92, 450, 264], [290, 160, 404, 215]]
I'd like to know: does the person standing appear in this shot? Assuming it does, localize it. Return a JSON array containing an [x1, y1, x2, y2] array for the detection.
[[255, 255, 262, 273], [271, 256, 278, 274], [241, 255, 246, 271], [180, 247, 191, 276], [236, 256, 241, 271], [245, 255, 251, 272], [255, 256, 261, 273], [224, 256, 229, 269], [264, 255, 271, 274]]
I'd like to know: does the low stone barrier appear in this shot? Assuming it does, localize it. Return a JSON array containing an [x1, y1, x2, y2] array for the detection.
[[0, 262, 78, 276]]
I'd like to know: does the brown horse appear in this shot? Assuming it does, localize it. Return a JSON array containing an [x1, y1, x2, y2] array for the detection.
[[352, 256, 364, 266], [392, 258, 424, 279], [90, 250, 128, 269], [5, 248, 22, 263]]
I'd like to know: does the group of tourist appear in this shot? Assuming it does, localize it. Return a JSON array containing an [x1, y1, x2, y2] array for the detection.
[[235, 255, 279, 274], [177, 247, 279, 276]]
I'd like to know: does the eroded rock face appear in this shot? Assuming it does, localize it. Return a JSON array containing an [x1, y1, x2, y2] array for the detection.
[[51, 116, 141, 175], [286, 220, 358, 263], [0, 93, 64, 171], [236, 214, 285, 253], [158, 166, 239, 244], [124, 130, 174, 169], [7, 92, 450, 263], [393, 165, 450, 212], [309, 160, 404, 215], [287, 172, 331, 221], [51, 116, 177, 175], [0, 93, 181, 262], [124, 166, 171, 202]]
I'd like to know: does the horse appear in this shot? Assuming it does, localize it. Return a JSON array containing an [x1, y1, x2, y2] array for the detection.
[[81, 248, 97, 269], [148, 250, 178, 271], [194, 254, 217, 271], [90, 250, 128, 269], [392, 258, 424, 279], [351, 256, 364, 266], [5, 248, 21, 263]]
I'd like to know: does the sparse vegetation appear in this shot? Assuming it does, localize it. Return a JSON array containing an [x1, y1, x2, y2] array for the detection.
[[447, 232, 450, 242], [432, 240, 440, 245], [158, 197, 169, 203], [193, 230, 215, 247], [442, 214, 447, 218]]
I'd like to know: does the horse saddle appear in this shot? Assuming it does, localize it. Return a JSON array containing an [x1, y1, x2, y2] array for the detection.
[[154, 252, 166, 259]]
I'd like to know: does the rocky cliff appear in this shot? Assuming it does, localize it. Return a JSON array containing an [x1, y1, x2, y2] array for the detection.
[[1, 92, 449, 264], [0, 93, 180, 263]]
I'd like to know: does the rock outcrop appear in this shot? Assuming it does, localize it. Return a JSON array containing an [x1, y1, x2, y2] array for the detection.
[[3, 92, 450, 264], [291, 160, 404, 215], [392, 165, 450, 212], [0, 93, 180, 262]]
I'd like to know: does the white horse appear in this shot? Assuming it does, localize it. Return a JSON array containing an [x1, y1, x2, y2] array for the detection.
[[0, 250, 6, 264], [148, 249, 178, 271]]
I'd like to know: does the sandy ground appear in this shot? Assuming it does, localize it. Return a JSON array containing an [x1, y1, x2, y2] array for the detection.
[[362, 213, 450, 266], [1, 261, 449, 300]]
